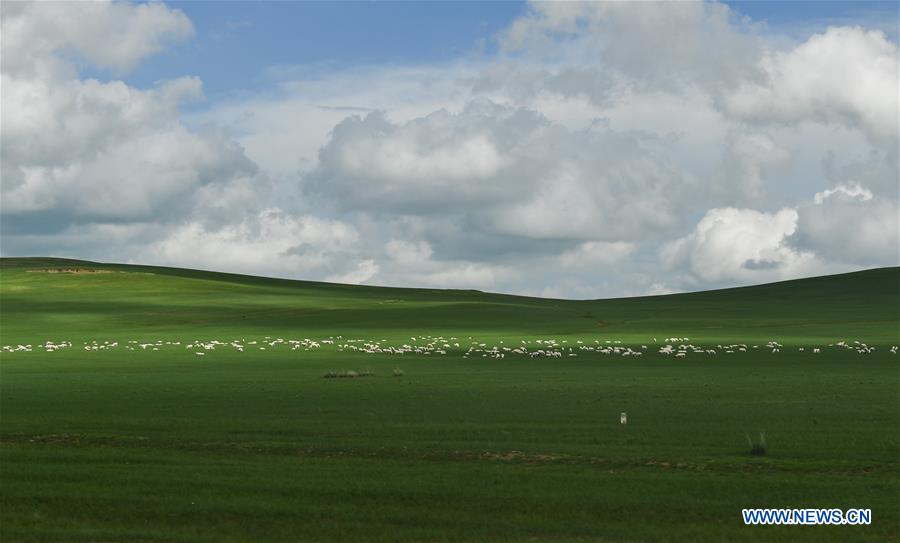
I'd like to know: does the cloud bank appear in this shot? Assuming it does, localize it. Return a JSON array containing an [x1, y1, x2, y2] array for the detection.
[[2, 1, 897, 298]]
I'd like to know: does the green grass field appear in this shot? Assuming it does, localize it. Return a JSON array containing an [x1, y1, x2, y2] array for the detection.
[[1, 257, 898, 542]]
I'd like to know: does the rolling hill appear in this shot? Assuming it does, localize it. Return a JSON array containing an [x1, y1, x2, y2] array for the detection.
[[1, 257, 898, 542], [1, 257, 897, 344]]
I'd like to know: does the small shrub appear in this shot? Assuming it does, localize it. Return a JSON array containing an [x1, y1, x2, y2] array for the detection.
[[323, 369, 373, 379], [745, 431, 767, 456]]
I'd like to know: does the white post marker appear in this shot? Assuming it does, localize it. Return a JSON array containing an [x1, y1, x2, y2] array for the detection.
[[620, 412, 627, 425]]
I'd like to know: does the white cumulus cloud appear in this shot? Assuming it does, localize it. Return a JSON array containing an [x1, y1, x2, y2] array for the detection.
[[1, 1, 896, 298], [136, 210, 366, 280], [1, 1, 193, 79], [726, 26, 899, 146], [791, 184, 899, 265], [660, 207, 832, 285]]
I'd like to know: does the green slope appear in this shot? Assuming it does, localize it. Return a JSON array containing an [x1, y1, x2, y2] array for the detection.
[[1, 257, 898, 543], [1, 257, 897, 345]]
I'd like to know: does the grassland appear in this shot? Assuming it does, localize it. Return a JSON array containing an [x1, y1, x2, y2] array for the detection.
[[1, 257, 898, 542]]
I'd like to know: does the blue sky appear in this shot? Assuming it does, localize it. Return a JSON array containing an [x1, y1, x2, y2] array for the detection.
[[107, 1, 898, 100], [729, 1, 898, 37], [3, 1, 898, 297], [107, 2, 526, 100]]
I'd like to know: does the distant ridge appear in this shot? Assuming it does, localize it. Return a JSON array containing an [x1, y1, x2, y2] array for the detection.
[[0, 256, 897, 302], [0, 257, 102, 269], [1, 257, 897, 344]]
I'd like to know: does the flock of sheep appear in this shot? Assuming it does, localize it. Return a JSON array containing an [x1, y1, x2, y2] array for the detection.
[[2, 336, 896, 358]]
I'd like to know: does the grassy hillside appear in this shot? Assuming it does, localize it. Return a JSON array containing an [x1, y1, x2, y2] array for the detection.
[[1, 257, 897, 343], [1, 257, 898, 542]]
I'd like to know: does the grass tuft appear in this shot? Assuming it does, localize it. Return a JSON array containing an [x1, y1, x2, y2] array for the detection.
[[745, 431, 767, 456]]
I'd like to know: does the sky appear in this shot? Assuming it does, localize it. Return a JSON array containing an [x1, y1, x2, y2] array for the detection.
[[2, 0, 898, 298]]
